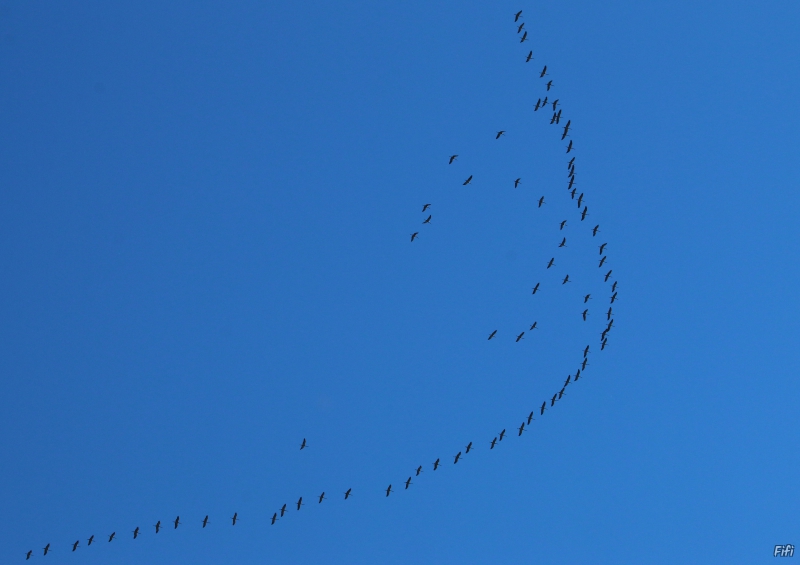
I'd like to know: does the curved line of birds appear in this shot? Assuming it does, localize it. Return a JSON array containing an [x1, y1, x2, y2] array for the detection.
[[21, 9, 620, 562]]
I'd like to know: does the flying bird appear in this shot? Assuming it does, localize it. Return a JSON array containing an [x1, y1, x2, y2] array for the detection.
[[529, 321, 537, 330], [570, 188, 577, 199], [449, 154, 458, 164], [599, 242, 607, 254], [552, 99, 559, 110], [546, 80, 553, 90], [433, 458, 440, 470], [574, 369, 581, 381], [550, 112, 558, 125], [271, 513, 278, 525], [581, 358, 589, 370], [517, 22, 525, 33], [538, 196, 545, 207], [568, 157, 575, 167], [87, 535, 94, 546], [300, 438, 307, 450], [463, 175, 473, 185], [562, 274, 570, 284], [605, 270, 613, 282], [568, 176, 575, 189], [202, 516, 209, 528], [553, 109, 562, 123], [584, 294, 591, 303], [454, 451, 462, 464], [490, 437, 498, 449], [547, 257, 555, 269], [422, 203, 430, 212], [601, 339, 608, 350], [499, 429, 506, 441], [566, 140, 574, 153], [562, 121, 571, 140], [514, 10, 523, 21], [542, 96, 549, 107], [405, 477, 413, 489], [296, 497, 303, 510], [26, 551, 32, 560], [540, 401, 546, 415], [133, 528, 140, 540], [422, 215, 431, 224], [558, 388, 566, 400], [611, 292, 618, 303], [540, 65, 548, 78], [520, 31, 528, 42], [526, 50, 534, 62], [527, 411, 534, 425], [582, 309, 588, 321], [108, 533, 116, 542], [518, 422, 526, 436], [559, 237, 566, 247], [344, 488, 352, 499], [465, 441, 473, 453], [532, 283, 540, 294], [43, 544, 51, 556], [516, 331, 525, 342], [174, 516, 180, 529], [386, 485, 393, 497], [599, 256, 607, 267], [410, 232, 418, 242], [577, 193, 584, 207], [607, 307, 613, 320], [155, 521, 161, 534], [584, 345, 590, 357], [319, 492, 326, 503], [416, 465, 423, 476], [231, 513, 238, 525], [280, 504, 287, 517], [611, 281, 618, 292], [550, 393, 558, 406], [496, 131, 506, 139], [488, 329, 497, 340], [560, 219, 567, 230], [581, 206, 589, 221], [72, 541, 79, 552], [514, 178, 521, 188]]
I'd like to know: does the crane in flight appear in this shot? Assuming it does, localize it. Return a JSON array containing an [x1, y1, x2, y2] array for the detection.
[[155, 521, 161, 534], [449, 154, 458, 164], [319, 492, 326, 503], [454, 451, 462, 464], [386, 485, 393, 497], [202, 516, 209, 528], [231, 513, 238, 525], [463, 175, 473, 185], [344, 488, 353, 500], [108, 532, 116, 542], [532, 283, 540, 294], [516, 331, 525, 342], [433, 458, 441, 470], [496, 131, 506, 139]]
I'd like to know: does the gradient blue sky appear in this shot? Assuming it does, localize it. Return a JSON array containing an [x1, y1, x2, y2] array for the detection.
[[1, 2, 799, 564]]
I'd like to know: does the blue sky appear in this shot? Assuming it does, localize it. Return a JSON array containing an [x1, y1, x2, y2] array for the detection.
[[1, 1, 799, 564]]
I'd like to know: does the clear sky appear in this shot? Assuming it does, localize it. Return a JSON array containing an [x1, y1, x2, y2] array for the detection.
[[1, 1, 799, 564]]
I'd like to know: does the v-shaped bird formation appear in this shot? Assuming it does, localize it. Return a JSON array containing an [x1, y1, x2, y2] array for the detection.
[[22, 8, 618, 561]]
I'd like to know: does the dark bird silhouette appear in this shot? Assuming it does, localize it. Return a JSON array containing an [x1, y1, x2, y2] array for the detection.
[[72, 541, 79, 552], [43, 544, 51, 556], [547, 257, 555, 269], [514, 178, 521, 188], [605, 270, 613, 282], [517, 22, 525, 33], [422, 204, 431, 213], [300, 438, 307, 450], [583, 344, 590, 357], [546, 80, 553, 90], [553, 109, 562, 123], [552, 99, 559, 110], [568, 156, 575, 167], [496, 131, 506, 139], [499, 429, 507, 441], [532, 282, 540, 294], [570, 188, 577, 199], [344, 488, 352, 500], [516, 331, 524, 342], [463, 175, 473, 185], [449, 154, 458, 164], [561, 120, 571, 140], [599, 256, 607, 268], [526, 50, 534, 62], [202, 516, 209, 528], [26, 550, 32, 560], [108, 533, 116, 542], [540, 401, 547, 415], [550, 112, 558, 125], [530, 321, 537, 330], [271, 513, 278, 525], [174, 516, 180, 529], [562, 274, 570, 284], [527, 411, 535, 425], [581, 206, 588, 221], [422, 215, 431, 224], [280, 504, 287, 517], [538, 196, 545, 207], [611, 282, 618, 293], [433, 458, 440, 470], [566, 140, 574, 153], [319, 492, 326, 503], [296, 497, 303, 510], [558, 387, 566, 400], [488, 329, 497, 340], [577, 193, 584, 207], [465, 441, 473, 453], [534, 98, 541, 111], [490, 437, 498, 449], [611, 292, 618, 303], [410, 232, 418, 242], [386, 485, 393, 497], [560, 219, 567, 229], [540, 65, 548, 78], [520, 31, 528, 42], [559, 237, 566, 247], [87, 535, 94, 546], [592, 225, 600, 236], [581, 358, 589, 370], [564, 374, 572, 387], [582, 309, 588, 321], [599, 242, 607, 254], [155, 521, 161, 534], [574, 369, 581, 381], [607, 307, 613, 320], [454, 451, 462, 464], [405, 477, 413, 489], [515, 10, 523, 21], [541, 96, 549, 107], [133, 528, 140, 540], [518, 422, 526, 436], [231, 513, 238, 525], [551, 393, 558, 406], [568, 176, 575, 189], [601, 339, 608, 350], [584, 294, 591, 303]]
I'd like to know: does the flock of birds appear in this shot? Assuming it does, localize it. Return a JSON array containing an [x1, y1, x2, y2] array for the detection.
[[22, 9, 618, 561]]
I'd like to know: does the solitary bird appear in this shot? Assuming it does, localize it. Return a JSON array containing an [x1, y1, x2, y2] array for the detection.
[[386, 485, 393, 497], [463, 175, 473, 185], [499, 429, 507, 441], [108, 532, 116, 542], [300, 438, 307, 450], [449, 154, 458, 164], [344, 488, 353, 500], [599, 242, 607, 254], [562, 274, 570, 284], [538, 196, 545, 207], [577, 193, 584, 207], [410, 232, 418, 242], [516, 331, 525, 342], [202, 516, 209, 528], [517, 22, 525, 33], [520, 31, 528, 42], [518, 422, 526, 436], [529, 321, 537, 330], [488, 329, 497, 340], [422, 215, 431, 224], [87, 535, 94, 546], [540, 65, 548, 78], [296, 497, 303, 511], [26, 551, 32, 560], [532, 283, 540, 294], [514, 178, 521, 188], [72, 541, 79, 552], [611, 292, 618, 303], [490, 437, 498, 449], [465, 441, 473, 453], [526, 50, 534, 62], [43, 544, 51, 556], [540, 401, 547, 414], [566, 140, 574, 153], [271, 513, 278, 525], [607, 307, 613, 320], [155, 521, 161, 534], [559, 237, 566, 247], [319, 492, 326, 503], [612, 281, 618, 292], [547, 257, 555, 269], [581, 206, 589, 221], [405, 477, 413, 489], [174, 516, 180, 529], [560, 219, 567, 229], [133, 527, 140, 540], [496, 131, 506, 139], [546, 80, 553, 90], [584, 294, 591, 303], [599, 256, 607, 268], [527, 411, 534, 425], [280, 504, 287, 517], [582, 309, 588, 321], [454, 451, 462, 464], [515, 10, 523, 21], [231, 513, 238, 526], [605, 270, 613, 282], [433, 458, 440, 470]]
